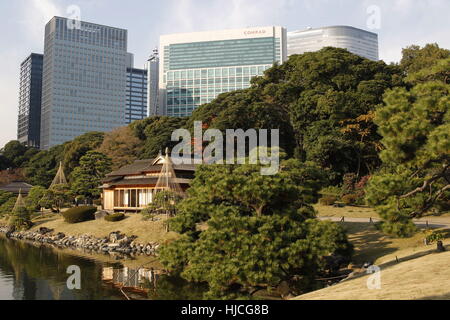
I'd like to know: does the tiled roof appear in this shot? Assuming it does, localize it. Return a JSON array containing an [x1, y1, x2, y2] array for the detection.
[[106, 159, 196, 177], [0, 181, 33, 195]]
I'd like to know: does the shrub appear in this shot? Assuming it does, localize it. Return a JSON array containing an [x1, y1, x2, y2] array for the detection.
[[104, 212, 125, 222], [62, 206, 97, 224], [424, 230, 445, 244], [319, 186, 341, 198], [8, 206, 33, 231], [0, 197, 16, 217], [319, 196, 337, 206], [342, 194, 358, 205]]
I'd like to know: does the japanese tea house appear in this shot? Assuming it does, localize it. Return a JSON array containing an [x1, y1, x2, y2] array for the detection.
[[100, 155, 196, 212]]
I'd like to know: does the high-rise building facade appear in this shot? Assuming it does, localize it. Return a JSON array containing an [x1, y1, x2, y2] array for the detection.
[[147, 48, 160, 116], [159, 26, 287, 117], [18, 53, 43, 148], [40, 16, 128, 149], [126, 67, 148, 123], [287, 26, 379, 61]]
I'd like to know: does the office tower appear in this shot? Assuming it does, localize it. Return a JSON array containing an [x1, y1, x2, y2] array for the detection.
[[17, 53, 43, 148], [125, 67, 148, 123], [40, 16, 128, 149], [147, 48, 160, 116], [287, 26, 379, 61], [159, 26, 287, 117]]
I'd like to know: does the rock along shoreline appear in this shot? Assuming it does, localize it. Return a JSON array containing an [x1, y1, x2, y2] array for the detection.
[[0, 225, 160, 259]]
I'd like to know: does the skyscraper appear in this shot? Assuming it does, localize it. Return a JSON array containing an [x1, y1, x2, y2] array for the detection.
[[159, 26, 287, 117], [147, 48, 160, 116], [126, 67, 148, 123], [287, 26, 379, 61], [17, 53, 43, 148], [40, 16, 128, 149]]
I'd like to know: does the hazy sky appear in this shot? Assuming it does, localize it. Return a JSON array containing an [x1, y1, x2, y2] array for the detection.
[[0, 0, 449, 147]]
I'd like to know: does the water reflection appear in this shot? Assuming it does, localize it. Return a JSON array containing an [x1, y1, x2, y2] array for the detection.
[[0, 234, 208, 300], [0, 235, 124, 300], [101, 266, 208, 300]]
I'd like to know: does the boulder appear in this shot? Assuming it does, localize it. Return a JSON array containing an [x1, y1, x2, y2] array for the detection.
[[95, 210, 110, 220], [38, 227, 53, 235]]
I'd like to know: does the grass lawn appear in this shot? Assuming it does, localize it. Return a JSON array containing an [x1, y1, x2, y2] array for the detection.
[[29, 213, 179, 245], [314, 204, 379, 218], [315, 204, 450, 222], [294, 250, 450, 300], [342, 222, 450, 265], [292, 222, 450, 300]]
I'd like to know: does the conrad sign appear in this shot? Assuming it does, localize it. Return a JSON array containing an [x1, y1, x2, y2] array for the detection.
[[244, 30, 267, 36]]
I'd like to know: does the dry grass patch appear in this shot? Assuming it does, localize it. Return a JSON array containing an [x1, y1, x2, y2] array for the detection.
[[30, 213, 179, 244], [314, 204, 379, 218], [294, 250, 450, 300], [342, 222, 450, 265]]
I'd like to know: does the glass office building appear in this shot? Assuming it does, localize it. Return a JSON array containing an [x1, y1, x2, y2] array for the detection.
[[159, 26, 287, 117], [126, 67, 148, 123], [147, 48, 160, 116], [18, 53, 43, 148], [40, 17, 128, 149], [287, 26, 379, 61]]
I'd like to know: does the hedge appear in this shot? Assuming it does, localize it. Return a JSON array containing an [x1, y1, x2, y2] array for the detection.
[[319, 196, 337, 206], [104, 212, 125, 222], [62, 206, 97, 224]]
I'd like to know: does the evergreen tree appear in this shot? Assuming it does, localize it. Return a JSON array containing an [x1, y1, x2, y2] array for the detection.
[[159, 155, 352, 298], [70, 151, 112, 202]]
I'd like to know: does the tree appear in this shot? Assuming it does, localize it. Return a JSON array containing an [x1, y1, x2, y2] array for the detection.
[[188, 90, 297, 157], [187, 47, 403, 183], [24, 144, 65, 187], [2, 141, 28, 168], [0, 155, 8, 171], [159, 157, 352, 298], [70, 151, 112, 202], [130, 116, 187, 159], [366, 80, 450, 237], [400, 44, 450, 76], [25, 186, 47, 211], [63, 132, 104, 173], [0, 190, 14, 206], [8, 206, 32, 231], [141, 190, 183, 221], [40, 184, 72, 213], [97, 126, 143, 170], [0, 197, 16, 217]]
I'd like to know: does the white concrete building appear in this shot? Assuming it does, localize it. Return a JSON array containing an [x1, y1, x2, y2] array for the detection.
[[287, 26, 379, 61]]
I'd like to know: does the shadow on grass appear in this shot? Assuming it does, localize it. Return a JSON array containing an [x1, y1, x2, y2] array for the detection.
[[340, 222, 397, 264], [419, 292, 450, 300]]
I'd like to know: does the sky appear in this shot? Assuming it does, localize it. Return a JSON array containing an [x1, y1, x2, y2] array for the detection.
[[0, 0, 449, 148]]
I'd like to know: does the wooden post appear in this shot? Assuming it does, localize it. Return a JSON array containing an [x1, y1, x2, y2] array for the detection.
[[341, 216, 345, 222]]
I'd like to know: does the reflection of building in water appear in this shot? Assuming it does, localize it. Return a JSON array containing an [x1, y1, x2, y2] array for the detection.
[[102, 267, 162, 292]]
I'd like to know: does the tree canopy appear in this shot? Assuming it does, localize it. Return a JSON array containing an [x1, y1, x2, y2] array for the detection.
[[159, 157, 352, 298], [70, 151, 112, 201], [366, 72, 450, 236]]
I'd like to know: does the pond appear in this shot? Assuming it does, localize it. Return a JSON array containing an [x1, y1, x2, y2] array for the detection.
[[0, 235, 207, 300]]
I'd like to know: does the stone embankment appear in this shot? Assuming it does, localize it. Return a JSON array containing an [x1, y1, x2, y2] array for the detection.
[[0, 225, 160, 257]]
